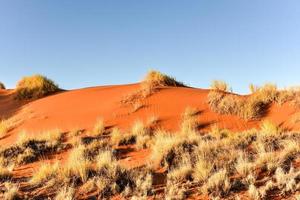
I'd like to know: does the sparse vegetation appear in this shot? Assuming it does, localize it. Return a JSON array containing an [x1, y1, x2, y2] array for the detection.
[[0, 119, 14, 136], [210, 80, 230, 91], [2, 92, 300, 199], [0, 129, 66, 167], [142, 70, 185, 89], [91, 118, 105, 137], [30, 162, 60, 185], [3, 182, 20, 200], [208, 83, 300, 120], [15, 74, 59, 100], [55, 186, 75, 200], [121, 70, 185, 110]]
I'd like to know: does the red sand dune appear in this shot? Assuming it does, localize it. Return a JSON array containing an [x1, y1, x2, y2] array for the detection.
[[1, 83, 300, 199], [1, 83, 300, 146]]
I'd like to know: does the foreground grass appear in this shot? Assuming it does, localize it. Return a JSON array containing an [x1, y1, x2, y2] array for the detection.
[[1, 114, 300, 199]]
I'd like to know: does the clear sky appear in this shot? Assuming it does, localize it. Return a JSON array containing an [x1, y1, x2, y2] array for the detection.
[[0, 0, 299, 93]]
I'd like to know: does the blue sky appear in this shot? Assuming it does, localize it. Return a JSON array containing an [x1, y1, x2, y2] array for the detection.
[[0, 0, 299, 93]]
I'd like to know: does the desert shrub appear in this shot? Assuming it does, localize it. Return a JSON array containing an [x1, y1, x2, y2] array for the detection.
[[210, 125, 232, 139], [81, 140, 110, 160], [111, 121, 151, 147], [95, 150, 116, 171], [255, 151, 281, 172], [276, 89, 296, 105], [248, 184, 262, 200], [193, 156, 213, 182], [207, 91, 242, 116], [210, 80, 230, 92], [3, 182, 21, 200], [64, 145, 92, 183], [208, 89, 269, 120], [110, 128, 123, 145], [0, 82, 5, 89], [55, 186, 75, 200], [0, 119, 14, 136], [255, 83, 278, 103], [121, 71, 185, 106], [202, 169, 231, 197], [180, 107, 199, 133], [165, 180, 189, 200], [0, 130, 65, 166], [260, 120, 282, 137], [0, 166, 13, 181], [235, 154, 254, 177], [240, 96, 267, 120], [91, 118, 105, 137], [167, 162, 193, 183], [150, 131, 193, 169], [30, 162, 60, 185], [15, 74, 59, 100], [142, 70, 185, 88], [207, 83, 300, 120], [249, 84, 258, 93]]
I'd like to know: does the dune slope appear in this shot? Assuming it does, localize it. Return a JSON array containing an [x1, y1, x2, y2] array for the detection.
[[1, 83, 299, 146]]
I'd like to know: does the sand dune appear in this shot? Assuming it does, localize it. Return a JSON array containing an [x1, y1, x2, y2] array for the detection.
[[1, 83, 299, 146]]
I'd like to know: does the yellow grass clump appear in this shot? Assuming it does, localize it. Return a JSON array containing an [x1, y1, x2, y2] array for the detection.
[[64, 145, 92, 183], [3, 182, 20, 200], [142, 70, 185, 88], [55, 186, 75, 200], [210, 80, 230, 92], [260, 120, 281, 136], [30, 162, 60, 185], [15, 74, 59, 100], [0, 119, 14, 136], [91, 118, 105, 137]]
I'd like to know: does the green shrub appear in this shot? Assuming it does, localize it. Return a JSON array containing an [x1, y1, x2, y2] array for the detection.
[[15, 74, 59, 100]]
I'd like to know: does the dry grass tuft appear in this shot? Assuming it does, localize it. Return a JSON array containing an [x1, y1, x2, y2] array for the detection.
[[202, 169, 231, 197], [3, 182, 20, 200], [30, 162, 59, 185], [207, 83, 300, 120], [180, 107, 199, 134], [248, 184, 262, 200], [91, 118, 105, 137], [0, 166, 13, 181], [15, 74, 59, 100], [0, 119, 14, 136], [65, 145, 92, 183], [210, 80, 230, 92], [55, 186, 75, 200], [260, 120, 281, 137], [0, 129, 65, 167], [235, 154, 253, 177], [249, 83, 258, 93], [167, 162, 192, 183], [121, 71, 185, 107], [110, 128, 123, 145], [142, 70, 185, 89], [193, 157, 213, 182]]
